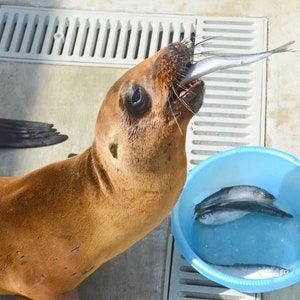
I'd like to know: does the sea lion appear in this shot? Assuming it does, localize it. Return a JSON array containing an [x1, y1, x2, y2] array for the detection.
[[0, 41, 204, 299], [0, 118, 68, 148]]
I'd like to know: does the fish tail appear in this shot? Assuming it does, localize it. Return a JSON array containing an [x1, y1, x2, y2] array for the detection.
[[271, 41, 295, 54]]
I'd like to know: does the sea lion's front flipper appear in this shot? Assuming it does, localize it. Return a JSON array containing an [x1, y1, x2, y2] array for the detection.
[[0, 118, 68, 148]]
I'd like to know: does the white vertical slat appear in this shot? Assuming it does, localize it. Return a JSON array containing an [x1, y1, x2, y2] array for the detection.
[[39, 15, 57, 55], [51, 16, 67, 55], [136, 20, 151, 60], [71, 17, 89, 57], [181, 22, 195, 43], [171, 22, 183, 43], [60, 16, 77, 56], [82, 18, 99, 57], [29, 14, 47, 55], [160, 22, 172, 48], [7, 12, 25, 52], [104, 18, 120, 58], [114, 19, 129, 59], [93, 17, 109, 58], [148, 21, 162, 57], [0, 11, 15, 52], [125, 19, 142, 60], [0, 10, 7, 42], [19, 14, 36, 54]]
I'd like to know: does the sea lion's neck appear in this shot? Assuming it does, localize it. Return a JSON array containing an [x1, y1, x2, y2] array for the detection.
[[0, 149, 99, 208], [0, 144, 185, 272]]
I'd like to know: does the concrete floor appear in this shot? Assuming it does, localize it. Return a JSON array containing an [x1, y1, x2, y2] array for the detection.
[[0, 0, 300, 299]]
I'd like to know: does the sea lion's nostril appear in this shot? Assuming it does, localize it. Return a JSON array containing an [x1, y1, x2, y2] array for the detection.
[[169, 43, 180, 51]]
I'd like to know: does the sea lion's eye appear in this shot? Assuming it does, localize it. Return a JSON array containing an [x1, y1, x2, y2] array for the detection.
[[132, 87, 142, 105], [125, 86, 150, 118]]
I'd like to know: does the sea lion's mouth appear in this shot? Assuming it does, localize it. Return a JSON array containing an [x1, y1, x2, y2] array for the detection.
[[167, 68, 204, 119], [153, 41, 205, 121], [177, 78, 204, 111]]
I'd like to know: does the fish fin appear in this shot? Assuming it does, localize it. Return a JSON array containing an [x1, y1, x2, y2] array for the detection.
[[271, 41, 296, 54], [195, 187, 230, 208], [0, 118, 68, 148]]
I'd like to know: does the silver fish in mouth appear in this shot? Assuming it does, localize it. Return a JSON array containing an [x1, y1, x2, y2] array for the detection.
[[209, 263, 290, 279], [195, 200, 293, 225], [180, 41, 294, 85]]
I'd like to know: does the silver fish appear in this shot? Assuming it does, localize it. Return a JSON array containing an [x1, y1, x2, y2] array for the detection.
[[195, 200, 293, 225], [210, 263, 290, 279], [196, 209, 248, 225], [195, 185, 275, 211], [181, 41, 295, 85]]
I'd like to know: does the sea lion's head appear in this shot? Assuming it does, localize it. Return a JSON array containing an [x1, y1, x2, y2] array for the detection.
[[93, 41, 204, 195]]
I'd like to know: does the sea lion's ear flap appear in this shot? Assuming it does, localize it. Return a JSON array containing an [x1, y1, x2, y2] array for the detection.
[[109, 143, 118, 159], [124, 85, 151, 120]]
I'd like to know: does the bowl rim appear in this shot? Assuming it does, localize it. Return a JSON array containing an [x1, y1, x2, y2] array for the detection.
[[171, 146, 300, 293]]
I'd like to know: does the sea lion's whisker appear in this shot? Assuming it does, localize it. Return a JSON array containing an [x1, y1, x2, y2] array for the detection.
[[167, 97, 183, 136], [189, 37, 220, 61], [192, 50, 222, 60], [192, 36, 217, 48], [179, 97, 196, 114], [171, 84, 195, 115], [176, 70, 188, 80], [182, 35, 215, 48], [181, 37, 194, 48], [174, 80, 186, 90]]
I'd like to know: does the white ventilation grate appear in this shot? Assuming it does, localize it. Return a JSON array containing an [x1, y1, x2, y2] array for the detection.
[[0, 6, 267, 170], [186, 16, 267, 171], [164, 236, 263, 300], [0, 5, 196, 67]]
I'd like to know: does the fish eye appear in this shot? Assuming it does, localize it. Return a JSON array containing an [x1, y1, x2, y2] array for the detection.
[[199, 213, 213, 224], [125, 85, 151, 119]]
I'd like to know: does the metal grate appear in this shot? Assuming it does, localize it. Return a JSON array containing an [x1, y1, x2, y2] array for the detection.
[[0, 5, 196, 67], [164, 236, 263, 300]]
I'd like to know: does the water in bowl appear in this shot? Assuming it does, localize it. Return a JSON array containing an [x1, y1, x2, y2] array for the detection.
[[191, 197, 300, 275]]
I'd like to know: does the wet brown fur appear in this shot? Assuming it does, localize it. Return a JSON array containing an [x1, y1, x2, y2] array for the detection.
[[0, 42, 204, 299]]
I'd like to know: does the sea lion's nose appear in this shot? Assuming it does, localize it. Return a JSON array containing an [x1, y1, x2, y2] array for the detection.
[[167, 42, 185, 54], [168, 42, 180, 51]]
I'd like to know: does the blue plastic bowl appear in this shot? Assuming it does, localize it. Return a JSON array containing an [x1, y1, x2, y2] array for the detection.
[[171, 146, 300, 293]]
